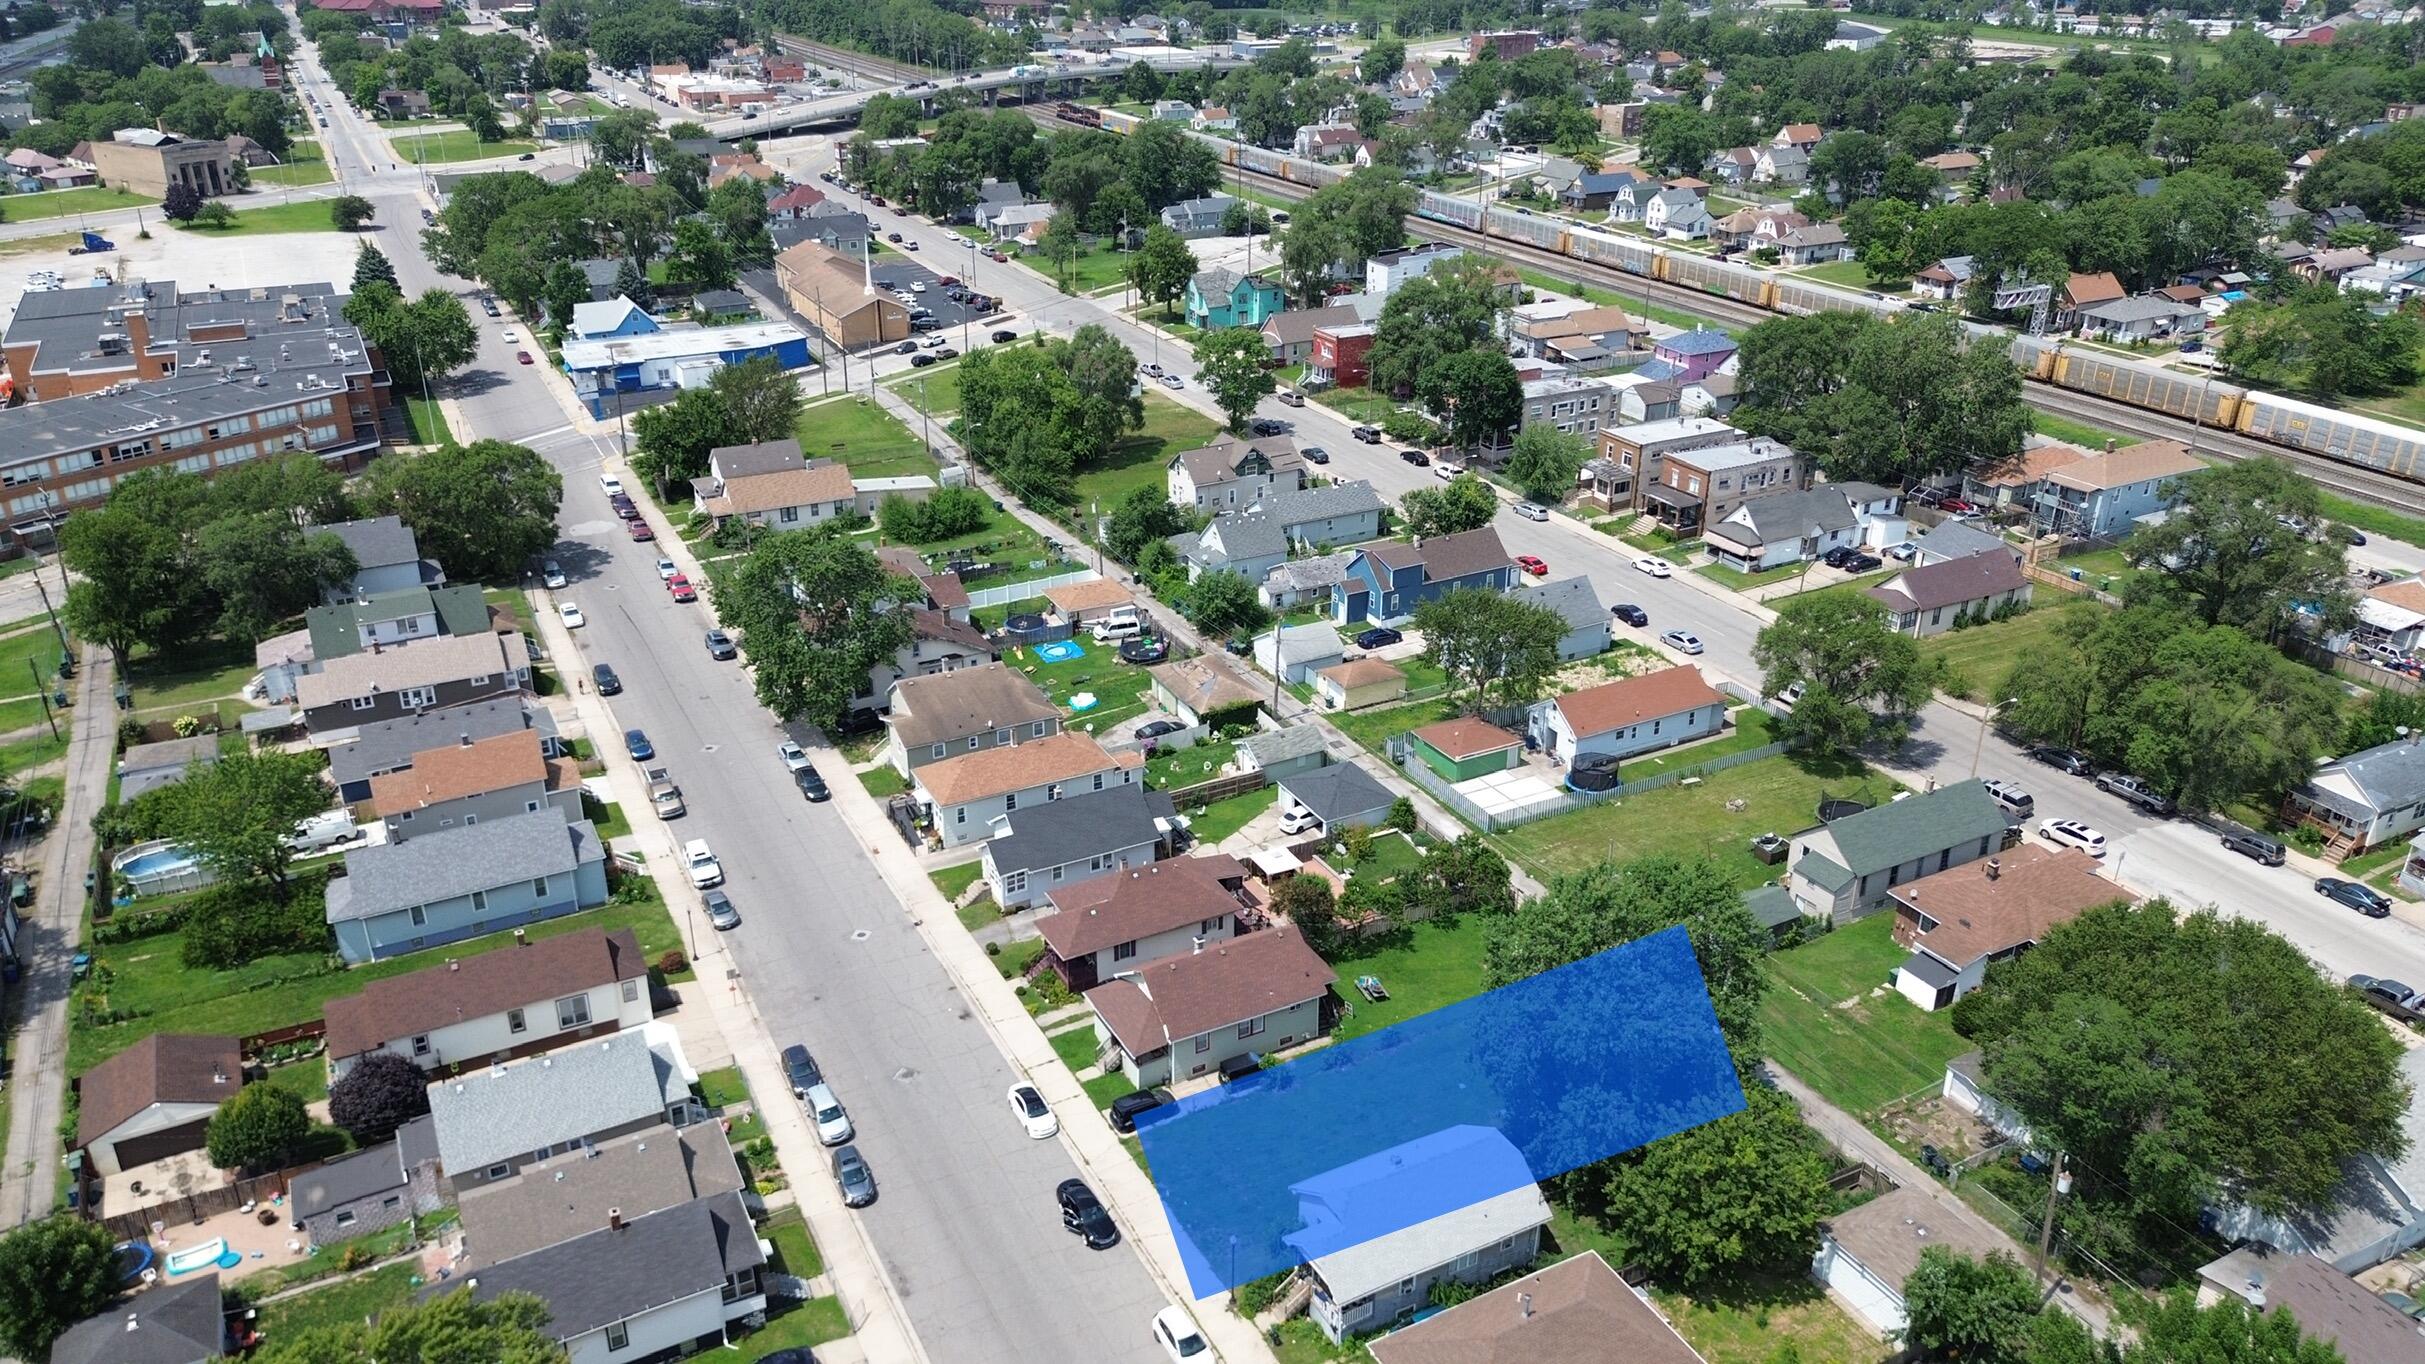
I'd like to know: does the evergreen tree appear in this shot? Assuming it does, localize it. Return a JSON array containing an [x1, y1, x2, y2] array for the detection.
[[352, 242, 398, 292], [613, 256, 654, 311]]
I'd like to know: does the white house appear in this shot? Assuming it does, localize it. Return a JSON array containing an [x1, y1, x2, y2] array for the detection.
[[322, 926, 654, 1079], [1526, 664, 1727, 766], [1167, 435, 1308, 510], [1644, 189, 1712, 240], [2289, 733, 2425, 855], [912, 731, 1140, 848], [1256, 622, 1346, 684], [1365, 243, 1465, 298]]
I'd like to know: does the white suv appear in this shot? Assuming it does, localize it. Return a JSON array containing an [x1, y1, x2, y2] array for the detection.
[[683, 839, 724, 888]]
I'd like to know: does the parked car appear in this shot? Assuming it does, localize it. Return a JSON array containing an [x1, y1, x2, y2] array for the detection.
[[1611, 603, 1648, 627], [795, 766, 830, 802], [1770, 679, 1807, 714], [2317, 876, 2393, 918], [910, 352, 936, 367], [1433, 460, 1464, 480], [1515, 554, 1548, 576], [1248, 417, 1289, 436], [1513, 501, 1549, 522], [704, 629, 737, 659], [1007, 1084, 1058, 1138], [2037, 819, 2107, 857], [2349, 974, 2425, 1024], [1354, 626, 1402, 650], [1399, 448, 1431, 466], [1152, 1307, 1210, 1362], [1888, 542, 1920, 562], [558, 602, 586, 629], [655, 557, 679, 579], [2095, 773, 2178, 817], [990, 329, 1018, 343], [1980, 778, 2035, 820], [1822, 545, 1859, 569], [1660, 629, 1704, 655], [1351, 424, 1382, 444], [1107, 1087, 1171, 1134], [542, 559, 566, 588], [1159, 373, 1183, 389], [782, 1044, 822, 1097], [805, 1083, 854, 1144], [1277, 804, 1320, 836], [2026, 746, 2094, 776], [893, 340, 918, 355], [778, 741, 815, 773], [516, 350, 534, 365], [1634, 556, 1672, 578], [2220, 829, 2286, 865], [668, 575, 697, 602], [1058, 1178, 1120, 1248], [1135, 719, 1186, 742], [832, 1144, 876, 1207], [600, 474, 624, 496], [1276, 389, 1305, 407], [627, 518, 656, 541], [682, 837, 723, 887], [1842, 552, 1883, 572], [591, 663, 622, 696], [705, 889, 740, 930]]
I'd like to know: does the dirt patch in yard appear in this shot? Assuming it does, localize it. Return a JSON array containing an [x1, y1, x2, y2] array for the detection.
[[1876, 1093, 1997, 1162]]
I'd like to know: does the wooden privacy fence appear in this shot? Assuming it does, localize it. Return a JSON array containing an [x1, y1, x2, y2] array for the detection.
[[91, 1165, 316, 1242], [1168, 769, 1268, 809]]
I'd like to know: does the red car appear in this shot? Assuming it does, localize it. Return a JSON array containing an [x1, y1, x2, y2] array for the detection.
[[626, 519, 656, 542], [1516, 554, 1549, 576], [667, 574, 696, 602], [515, 350, 534, 365], [1939, 498, 1975, 514]]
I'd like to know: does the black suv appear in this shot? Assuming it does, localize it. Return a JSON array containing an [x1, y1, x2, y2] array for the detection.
[[2095, 773, 2178, 817], [1611, 603, 1648, 627], [781, 1044, 821, 1098], [1249, 417, 1289, 436], [1107, 1088, 1172, 1133], [1842, 552, 1883, 572], [795, 766, 830, 802], [1822, 545, 1859, 569], [591, 663, 622, 696], [2026, 746, 2095, 776]]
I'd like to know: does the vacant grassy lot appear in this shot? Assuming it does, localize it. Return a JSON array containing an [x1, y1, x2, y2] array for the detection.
[[125, 635, 259, 712], [797, 395, 938, 481], [2030, 411, 2125, 450], [885, 362, 963, 419], [0, 185, 157, 222], [1068, 391, 1223, 513], [1797, 258, 1878, 290], [1697, 560, 1804, 591], [180, 199, 351, 236], [2053, 547, 2138, 593], [1919, 601, 2097, 699], [1758, 912, 1973, 1117], [403, 395, 453, 447], [1497, 752, 1902, 884], [1329, 912, 1491, 1043], [390, 130, 536, 163], [1311, 386, 1400, 426], [250, 142, 334, 188], [256, 1261, 418, 1337]]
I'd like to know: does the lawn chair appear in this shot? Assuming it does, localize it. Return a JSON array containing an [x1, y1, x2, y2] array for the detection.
[[1356, 975, 1388, 1002]]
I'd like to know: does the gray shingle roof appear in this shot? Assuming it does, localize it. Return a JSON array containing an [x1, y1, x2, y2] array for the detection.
[[1265, 622, 1345, 665], [1743, 884, 1800, 931], [326, 700, 553, 790], [427, 1035, 683, 1175], [1281, 762, 1395, 822], [1718, 487, 1858, 546], [985, 785, 1174, 875], [289, 1116, 435, 1218], [1821, 780, 2006, 878], [320, 515, 420, 572], [1254, 480, 1386, 530], [325, 807, 597, 925], [457, 1122, 745, 1268], [1911, 521, 2007, 562], [1263, 551, 1356, 594], [50, 1272, 224, 1364], [2310, 735, 2425, 820], [441, 1189, 763, 1341], [1204, 511, 1287, 562], [1241, 726, 1328, 767], [1515, 575, 1606, 632]]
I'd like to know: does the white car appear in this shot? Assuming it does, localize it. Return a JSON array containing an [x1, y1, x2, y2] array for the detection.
[[1152, 1307, 1210, 1361], [1634, 556, 1673, 579], [656, 557, 678, 579], [777, 740, 814, 773], [599, 473, 624, 497], [1660, 629, 1704, 655], [805, 1083, 854, 1145], [921, 335, 947, 348], [910, 280, 926, 292], [1513, 501, 1549, 522], [683, 838, 725, 888], [1433, 461, 1464, 480], [542, 560, 566, 589], [557, 602, 585, 629], [1278, 804, 1321, 836], [1159, 373, 1183, 389], [501, 329, 518, 343], [1007, 1084, 1058, 1139], [2037, 818, 2108, 858]]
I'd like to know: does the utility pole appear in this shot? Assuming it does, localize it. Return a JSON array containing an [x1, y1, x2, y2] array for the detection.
[[2033, 1150, 2070, 1286]]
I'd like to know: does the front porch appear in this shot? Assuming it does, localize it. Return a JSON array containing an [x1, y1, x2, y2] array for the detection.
[[1641, 480, 1705, 535]]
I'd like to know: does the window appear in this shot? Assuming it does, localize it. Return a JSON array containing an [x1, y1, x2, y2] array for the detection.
[[1200, 916, 1225, 934], [996, 728, 1011, 745], [507, 1008, 527, 1034], [1005, 791, 1017, 812], [382, 1195, 402, 1209], [1091, 772, 1104, 791], [1113, 940, 1138, 962], [1003, 869, 1027, 894], [557, 994, 592, 1029], [932, 743, 947, 759], [1452, 1249, 1483, 1274], [1052, 866, 1064, 881], [605, 1322, 630, 1352], [1195, 1034, 1212, 1053], [1030, 721, 1047, 738], [334, 1210, 356, 1228], [410, 1034, 430, 1057], [968, 735, 980, 750], [486, 1163, 511, 1180], [621, 978, 640, 1003], [470, 889, 487, 912], [408, 905, 426, 927], [955, 807, 966, 825], [348, 695, 378, 712], [1237, 1016, 1265, 1040], [398, 686, 436, 709], [779, 506, 799, 523], [532, 876, 548, 897], [1939, 849, 1952, 871]]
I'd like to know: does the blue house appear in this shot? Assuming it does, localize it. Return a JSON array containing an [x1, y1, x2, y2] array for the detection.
[[567, 296, 658, 342], [1332, 526, 1517, 625], [324, 807, 611, 963], [1186, 267, 1288, 331], [559, 320, 813, 418]]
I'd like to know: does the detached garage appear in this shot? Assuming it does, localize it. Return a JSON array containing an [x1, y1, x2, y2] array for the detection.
[[76, 1034, 242, 1175], [1811, 1184, 2010, 1336]]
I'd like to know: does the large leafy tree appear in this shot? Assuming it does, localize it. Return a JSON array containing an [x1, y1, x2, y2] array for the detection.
[[1904, 1248, 2044, 1360], [631, 386, 735, 487], [161, 749, 331, 903], [1397, 475, 1500, 538], [1102, 485, 1195, 566], [1180, 569, 1269, 638], [1127, 224, 1198, 317], [1752, 592, 1934, 753], [1960, 902, 2408, 1221], [664, 217, 735, 291], [1502, 426, 1591, 504], [1734, 311, 2028, 487], [0, 1215, 120, 1360], [60, 497, 208, 668], [1592, 1086, 1835, 1287], [330, 1050, 435, 1145], [708, 356, 802, 448], [1195, 327, 1277, 431], [2120, 457, 2352, 637], [1366, 260, 1502, 397], [717, 528, 920, 730], [254, 1289, 568, 1364], [357, 439, 560, 583], [1400, 833, 1516, 924], [193, 514, 358, 644], [206, 1080, 311, 1172], [2221, 288, 2425, 399], [1059, 325, 1144, 463], [1411, 587, 1568, 710], [1414, 349, 1523, 452], [343, 282, 479, 394]]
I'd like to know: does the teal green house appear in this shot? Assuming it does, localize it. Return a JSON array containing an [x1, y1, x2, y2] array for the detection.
[[1186, 267, 1287, 330]]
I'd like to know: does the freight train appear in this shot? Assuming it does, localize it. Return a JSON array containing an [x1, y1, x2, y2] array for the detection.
[[1079, 105, 2425, 487]]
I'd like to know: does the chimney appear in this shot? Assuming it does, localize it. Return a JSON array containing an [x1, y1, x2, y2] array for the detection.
[[1985, 858, 2000, 881], [608, 1207, 624, 1231], [1517, 1292, 1533, 1320], [459, 733, 473, 747], [2246, 1273, 2265, 1308]]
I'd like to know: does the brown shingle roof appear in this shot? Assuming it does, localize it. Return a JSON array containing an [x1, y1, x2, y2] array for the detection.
[[708, 463, 855, 517], [1973, 443, 2087, 488], [913, 731, 1122, 807], [1038, 857, 1246, 959], [1368, 1251, 1707, 1364], [77, 1034, 241, 1148], [1865, 550, 2027, 614], [369, 730, 548, 816], [1822, 1185, 2009, 1291], [1890, 845, 2120, 971], [885, 663, 1057, 748], [2043, 439, 2203, 493], [1317, 657, 1403, 689], [2368, 579, 2425, 616], [1083, 926, 1336, 1052], [2064, 271, 2126, 307], [1411, 716, 1523, 761], [323, 928, 647, 1062], [1554, 665, 1725, 738], [1044, 578, 1136, 614]]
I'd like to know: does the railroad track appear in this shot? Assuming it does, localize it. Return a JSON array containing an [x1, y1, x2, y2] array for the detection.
[[771, 34, 935, 85]]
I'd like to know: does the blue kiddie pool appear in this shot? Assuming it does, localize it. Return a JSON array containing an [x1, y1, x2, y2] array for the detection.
[[1033, 640, 1085, 663], [113, 1241, 154, 1285]]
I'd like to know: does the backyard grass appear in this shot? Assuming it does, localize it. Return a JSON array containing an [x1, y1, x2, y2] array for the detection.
[[391, 130, 537, 163], [124, 635, 259, 711], [1759, 912, 1974, 1118], [2030, 410, 2126, 450], [859, 765, 910, 798], [0, 185, 157, 222], [930, 860, 984, 903], [1620, 708, 1780, 779], [261, 1059, 331, 1104], [403, 394, 454, 447], [1654, 1273, 1890, 1364], [1183, 784, 1277, 844], [795, 395, 938, 480], [2052, 547, 2138, 593], [1049, 1022, 1102, 1076], [481, 585, 536, 635], [1497, 752, 1902, 884], [993, 936, 1046, 982], [0, 622, 71, 686], [1696, 560, 1803, 591], [735, 1296, 851, 1358], [255, 1260, 419, 1337], [179, 199, 352, 236], [760, 1207, 825, 1278], [1333, 694, 1461, 761], [1067, 391, 1223, 514], [585, 796, 632, 842], [696, 1064, 752, 1110], [1001, 635, 1159, 736], [249, 142, 334, 188], [1328, 911, 1490, 1043], [1778, 566, 1899, 607], [1919, 601, 2096, 699], [1797, 258, 1878, 290], [1146, 736, 1237, 791]]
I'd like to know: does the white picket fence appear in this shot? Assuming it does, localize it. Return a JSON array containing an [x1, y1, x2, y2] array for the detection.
[[965, 567, 1100, 610]]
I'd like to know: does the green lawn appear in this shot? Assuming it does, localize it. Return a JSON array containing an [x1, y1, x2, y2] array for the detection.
[[262, 1060, 331, 1105], [2319, 492, 2425, 550], [391, 130, 537, 163], [1654, 1274, 1890, 1364], [1797, 258, 1879, 290], [860, 764, 909, 798], [1146, 737, 1236, 791], [885, 362, 963, 419], [1184, 784, 1277, 843], [0, 622, 70, 690], [403, 395, 454, 447], [735, 1297, 851, 1358], [124, 635, 260, 711], [250, 142, 334, 188], [1003, 638, 1158, 737], [2030, 410, 2125, 450], [1333, 695, 1461, 761], [585, 796, 632, 842], [2053, 547, 2137, 593], [994, 936, 1046, 982], [1620, 533, 1698, 565], [0, 185, 158, 222], [1918, 601, 2097, 700], [256, 1261, 418, 1336], [1348, 828, 1425, 882], [1696, 560, 1801, 591], [178, 199, 353, 236], [1068, 391, 1223, 514], [1024, 238, 1137, 293], [1497, 752, 1902, 884], [1620, 708, 1780, 778], [796, 395, 938, 480], [759, 1207, 825, 1278], [1778, 567, 1899, 607], [1758, 912, 1974, 1117], [1329, 912, 1491, 1043], [696, 1064, 752, 1110], [1049, 1022, 1103, 1076], [1311, 386, 1399, 426], [930, 860, 984, 902]]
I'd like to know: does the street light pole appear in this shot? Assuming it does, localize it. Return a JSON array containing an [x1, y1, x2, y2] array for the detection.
[[2033, 1150, 2071, 1286], [1969, 697, 2019, 778]]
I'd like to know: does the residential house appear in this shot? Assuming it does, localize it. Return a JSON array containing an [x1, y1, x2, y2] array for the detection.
[[1309, 323, 1376, 388], [913, 731, 1140, 849], [857, 609, 999, 710], [569, 296, 655, 342], [1592, 416, 1743, 511], [1775, 123, 1824, 153], [74, 1034, 241, 1176], [322, 926, 652, 1079], [1145, 657, 1263, 731], [2056, 271, 2127, 329], [2195, 1246, 2425, 1364], [1516, 575, 1610, 660], [1636, 329, 1738, 385], [1084, 925, 1335, 1087], [766, 183, 824, 219], [1509, 304, 1638, 371], [297, 629, 533, 743], [1520, 373, 1615, 437], [1160, 194, 1239, 239], [1366, 243, 1465, 298], [1710, 206, 1809, 252], [1332, 527, 1518, 625], [1179, 484, 1388, 582], [304, 584, 494, 661], [981, 785, 1178, 912], [1644, 188, 1713, 239], [319, 515, 442, 603], [1787, 779, 2012, 922], [1757, 144, 1810, 185], [1705, 147, 1760, 186], [1560, 170, 1641, 212], [2031, 439, 2204, 538], [326, 699, 559, 804], [1409, 716, 1524, 782], [116, 735, 221, 801], [50, 1273, 228, 1364], [1526, 665, 1727, 767], [1886, 845, 2121, 1010], [1193, 106, 1239, 134], [1294, 1127, 1553, 1343], [1641, 438, 1804, 536], [1366, 1250, 1710, 1364], [1262, 552, 1357, 612], [1275, 763, 1396, 832], [2075, 295, 2208, 341], [2298, 246, 2377, 286], [1238, 726, 1332, 781], [876, 546, 970, 622], [1865, 551, 2032, 636], [1255, 622, 1348, 684], [1186, 268, 1289, 331], [1314, 657, 1406, 711], [1963, 442, 2088, 514], [1912, 255, 1976, 300], [1828, 20, 1888, 49], [1608, 178, 1657, 223], [1919, 151, 1983, 188], [1905, 520, 2014, 567], [1295, 124, 1366, 162], [290, 1115, 444, 1245], [690, 450, 858, 531], [1778, 223, 1850, 265], [1682, 373, 1739, 417], [1043, 577, 1137, 627], [370, 730, 583, 841], [1704, 482, 1902, 572], [1038, 853, 1248, 990], [324, 807, 610, 963], [2356, 578, 2425, 661], [426, 1033, 699, 1193], [1813, 1185, 2010, 1335], [883, 664, 1060, 776], [1261, 305, 1363, 365], [1167, 435, 1308, 510], [2292, 733, 2425, 855], [453, 1120, 745, 1271]]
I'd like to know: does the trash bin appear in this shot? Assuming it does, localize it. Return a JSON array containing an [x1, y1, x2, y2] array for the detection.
[[2069, 567, 2083, 582]]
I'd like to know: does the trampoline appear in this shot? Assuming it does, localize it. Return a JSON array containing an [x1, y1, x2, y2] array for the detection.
[[1033, 639, 1086, 663], [113, 1241, 155, 1285], [1817, 798, 1872, 822], [1004, 613, 1049, 634]]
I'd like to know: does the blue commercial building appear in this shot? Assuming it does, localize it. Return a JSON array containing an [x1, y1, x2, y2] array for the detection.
[[559, 319, 813, 418]]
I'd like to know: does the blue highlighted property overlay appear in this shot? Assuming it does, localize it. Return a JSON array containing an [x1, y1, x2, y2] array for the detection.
[[1136, 925, 1745, 1298]]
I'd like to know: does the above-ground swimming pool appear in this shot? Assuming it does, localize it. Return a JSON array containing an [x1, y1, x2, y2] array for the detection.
[[1033, 639, 1086, 663], [117, 847, 200, 879], [111, 839, 217, 898]]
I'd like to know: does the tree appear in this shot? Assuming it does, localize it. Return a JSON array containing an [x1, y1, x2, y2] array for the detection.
[[330, 1051, 435, 1145], [1059, 325, 1144, 463], [707, 356, 801, 446], [354, 439, 563, 582], [2120, 457, 2352, 637], [67, 15, 147, 78], [1415, 349, 1522, 452], [1360, 36, 1407, 85], [194, 515, 357, 643], [206, 1080, 310, 1172], [0, 1216, 121, 1361], [953, 345, 1086, 504], [1502, 426, 1591, 505], [191, 200, 237, 230], [1734, 312, 2029, 488], [2119, 1289, 2351, 1364], [161, 181, 202, 222], [1962, 901, 2408, 1222], [631, 386, 734, 487], [1752, 593, 1933, 752], [253, 1287, 569, 1364], [1038, 212, 1086, 292], [1128, 223, 1198, 317], [665, 217, 736, 291], [1412, 588, 1567, 709], [1401, 833, 1516, 923], [160, 749, 330, 903], [1902, 1249, 2043, 1361], [542, 258, 588, 331], [1195, 327, 1276, 431], [1272, 873, 1346, 957], [1367, 261, 1501, 397], [331, 194, 376, 231], [352, 242, 398, 291], [60, 500, 206, 668], [717, 528, 920, 730], [1182, 570, 1268, 638], [614, 256, 655, 312], [1398, 475, 1500, 539], [343, 284, 478, 394], [1594, 1086, 1835, 1288], [1103, 484, 1195, 566], [2220, 289, 2423, 400]]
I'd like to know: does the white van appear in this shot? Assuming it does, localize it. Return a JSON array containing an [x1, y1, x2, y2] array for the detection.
[[1089, 615, 1144, 644]]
